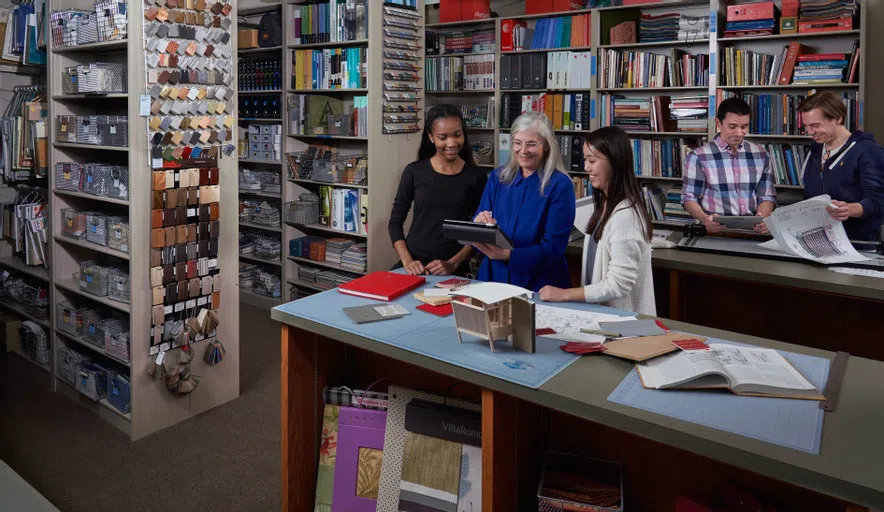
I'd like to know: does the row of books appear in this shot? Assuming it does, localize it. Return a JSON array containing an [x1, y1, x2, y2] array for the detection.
[[425, 54, 495, 92], [460, 101, 494, 129], [500, 51, 593, 91], [288, 94, 367, 137], [292, 0, 368, 45], [632, 138, 699, 179], [291, 48, 367, 90], [574, 176, 592, 199], [500, 93, 591, 131], [718, 91, 858, 135], [501, 14, 592, 52], [598, 94, 708, 133], [425, 29, 494, 56], [719, 41, 859, 87], [598, 49, 710, 89], [318, 185, 367, 235], [761, 143, 809, 187]]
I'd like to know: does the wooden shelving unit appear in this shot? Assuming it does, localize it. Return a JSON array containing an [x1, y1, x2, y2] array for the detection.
[[45, 0, 240, 440], [424, 0, 867, 227], [280, 0, 424, 301]]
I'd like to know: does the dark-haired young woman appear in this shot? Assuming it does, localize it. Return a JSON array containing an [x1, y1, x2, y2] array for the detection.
[[538, 127, 656, 316], [388, 104, 488, 276]]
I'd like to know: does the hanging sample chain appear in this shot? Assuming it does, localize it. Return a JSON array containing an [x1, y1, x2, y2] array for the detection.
[[381, 5, 422, 135]]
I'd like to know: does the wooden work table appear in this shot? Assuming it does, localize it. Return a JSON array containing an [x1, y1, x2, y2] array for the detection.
[[272, 300, 884, 511], [567, 236, 884, 361]]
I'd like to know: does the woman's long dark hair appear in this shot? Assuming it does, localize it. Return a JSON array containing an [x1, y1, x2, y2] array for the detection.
[[417, 104, 475, 165], [584, 126, 653, 242]]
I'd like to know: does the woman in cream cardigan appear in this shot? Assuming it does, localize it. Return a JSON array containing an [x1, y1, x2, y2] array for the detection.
[[539, 126, 656, 316]]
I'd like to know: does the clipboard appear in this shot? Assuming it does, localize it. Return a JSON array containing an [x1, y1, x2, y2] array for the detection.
[[442, 219, 513, 250]]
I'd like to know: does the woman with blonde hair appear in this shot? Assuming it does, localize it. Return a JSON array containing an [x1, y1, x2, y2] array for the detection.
[[472, 111, 576, 292]]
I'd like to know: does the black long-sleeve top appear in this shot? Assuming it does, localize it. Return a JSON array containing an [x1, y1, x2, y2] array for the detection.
[[388, 158, 488, 264]]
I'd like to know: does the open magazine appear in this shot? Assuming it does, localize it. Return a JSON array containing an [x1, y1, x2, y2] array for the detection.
[[636, 344, 824, 400], [761, 194, 867, 265]]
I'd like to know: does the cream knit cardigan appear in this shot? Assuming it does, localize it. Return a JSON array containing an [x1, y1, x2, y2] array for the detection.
[[580, 200, 657, 316]]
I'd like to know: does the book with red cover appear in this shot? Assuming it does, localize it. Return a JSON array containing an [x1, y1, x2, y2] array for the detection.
[[337, 272, 426, 301]]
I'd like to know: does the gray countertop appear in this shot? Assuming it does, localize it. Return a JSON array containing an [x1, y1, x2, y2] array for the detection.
[[567, 236, 884, 301], [272, 306, 884, 509]]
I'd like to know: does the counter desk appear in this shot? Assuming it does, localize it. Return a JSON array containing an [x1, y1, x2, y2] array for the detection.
[[272, 293, 884, 512]]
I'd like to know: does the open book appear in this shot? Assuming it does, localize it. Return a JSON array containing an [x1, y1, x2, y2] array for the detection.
[[636, 344, 824, 400]]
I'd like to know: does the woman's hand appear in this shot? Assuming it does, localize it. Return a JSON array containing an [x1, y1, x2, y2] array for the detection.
[[539, 286, 568, 302], [473, 243, 510, 261], [473, 211, 495, 225], [403, 260, 426, 275], [426, 260, 455, 275]]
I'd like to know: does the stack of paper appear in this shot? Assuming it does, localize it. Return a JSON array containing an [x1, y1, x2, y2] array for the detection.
[[340, 243, 367, 273], [325, 238, 353, 265]]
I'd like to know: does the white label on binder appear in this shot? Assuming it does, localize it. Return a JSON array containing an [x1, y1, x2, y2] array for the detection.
[[140, 95, 151, 116]]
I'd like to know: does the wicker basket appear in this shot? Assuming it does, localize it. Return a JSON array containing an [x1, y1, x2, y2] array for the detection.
[[282, 193, 320, 226]]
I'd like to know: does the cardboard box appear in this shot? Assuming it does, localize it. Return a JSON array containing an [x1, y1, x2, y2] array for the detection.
[[727, 2, 777, 22], [238, 28, 259, 49], [0, 315, 21, 353], [462, 0, 490, 20], [440, 0, 461, 23]]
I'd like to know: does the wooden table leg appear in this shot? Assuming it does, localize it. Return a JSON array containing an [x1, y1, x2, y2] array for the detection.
[[281, 325, 318, 512], [482, 388, 517, 511], [669, 270, 682, 321]]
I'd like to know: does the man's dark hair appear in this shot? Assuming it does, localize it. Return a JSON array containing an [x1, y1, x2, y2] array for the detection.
[[716, 97, 751, 122]]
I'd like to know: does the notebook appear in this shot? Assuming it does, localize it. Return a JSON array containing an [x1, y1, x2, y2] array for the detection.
[[338, 271, 426, 301]]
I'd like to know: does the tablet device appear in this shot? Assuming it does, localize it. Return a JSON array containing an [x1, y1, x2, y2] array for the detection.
[[716, 215, 763, 230], [442, 219, 514, 250]]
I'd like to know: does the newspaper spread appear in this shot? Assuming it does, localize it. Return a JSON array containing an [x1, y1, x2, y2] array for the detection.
[[761, 194, 867, 265]]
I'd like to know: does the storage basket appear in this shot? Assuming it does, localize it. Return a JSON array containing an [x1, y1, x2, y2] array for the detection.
[[254, 236, 281, 262], [55, 162, 82, 192], [75, 13, 99, 45], [101, 115, 128, 146], [76, 362, 112, 401], [85, 212, 107, 246], [76, 115, 99, 144], [82, 308, 107, 348], [285, 151, 315, 180], [82, 164, 109, 196], [56, 301, 87, 336], [290, 286, 312, 301], [283, 193, 320, 225], [106, 216, 130, 253], [62, 66, 79, 94], [79, 261, 110, 297], [472, 141, 494, 166], [106, 166, 129, 199], [108, 268, 130, 304], [61, 208, 87, 239], [57, 345, 91, 386], [20, 321, 49, 365], [77, 63, 126, 93], [104, 317, 130, 362], [94, 0, 127, 42], [537, 452, 623, 512], [56, 115, 77, 142], [254, 269, 282, 298], [239, 263, 259, 289], [106, 373, 131, 413]]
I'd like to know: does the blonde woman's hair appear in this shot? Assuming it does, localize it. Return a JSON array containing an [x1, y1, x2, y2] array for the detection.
[[499, 112, 567, 194]]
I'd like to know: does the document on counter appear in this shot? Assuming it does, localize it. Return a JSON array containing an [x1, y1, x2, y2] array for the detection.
[[762, 195, 867, 265], [535, 304, 636, 343]]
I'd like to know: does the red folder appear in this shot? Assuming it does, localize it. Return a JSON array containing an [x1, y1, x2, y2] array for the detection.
[[338, 272, 426, 302]]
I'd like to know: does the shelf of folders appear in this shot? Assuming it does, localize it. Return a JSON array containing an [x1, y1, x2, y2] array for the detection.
[[381, 4, 422, 135]]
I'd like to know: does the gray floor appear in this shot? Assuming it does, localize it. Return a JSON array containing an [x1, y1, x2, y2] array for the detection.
[[0, 304, 281, 512]]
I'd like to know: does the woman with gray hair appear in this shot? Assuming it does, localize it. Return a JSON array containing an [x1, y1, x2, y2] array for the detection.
[[472, 111, 576, 292]]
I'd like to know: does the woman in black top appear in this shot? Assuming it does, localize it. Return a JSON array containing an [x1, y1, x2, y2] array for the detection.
[[388, 104, 488, 276]]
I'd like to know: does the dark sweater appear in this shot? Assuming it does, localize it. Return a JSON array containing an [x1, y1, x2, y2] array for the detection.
[[803, 131, 884, 241], [388, 159, 488, 264]]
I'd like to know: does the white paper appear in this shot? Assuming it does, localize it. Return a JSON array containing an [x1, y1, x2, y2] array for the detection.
[[422, 288, 450, 298], [830, 267, 884, 279], [574, 196, 595, 231], [374, 304, 408, 317], [535, 305, 636, 343], [762, 195, 867, 265]]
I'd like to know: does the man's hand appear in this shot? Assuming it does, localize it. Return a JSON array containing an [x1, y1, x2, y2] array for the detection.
[[426, 260, 455, 276], [403, 260, 426, 275], [753, 213, 770, 234], [704, 214, 724, 233], [473, 243, 510, 261], [827, 200, 863, 221], [538, 286, 568, 302], [473, 211, 495, 225]]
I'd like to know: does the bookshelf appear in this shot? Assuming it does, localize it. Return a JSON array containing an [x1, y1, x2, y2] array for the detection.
[[421, 0, 867, 226], [237, 4, 286, 309], [280, 1, 425, 301], [44, 0, 240, 439]]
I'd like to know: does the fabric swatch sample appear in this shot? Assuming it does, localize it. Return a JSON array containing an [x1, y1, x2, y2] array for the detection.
[[314, 404, 340, 512], [356, 447, 383, 499], [458, 445, 482, 511], [398, 432, 462, 511]]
